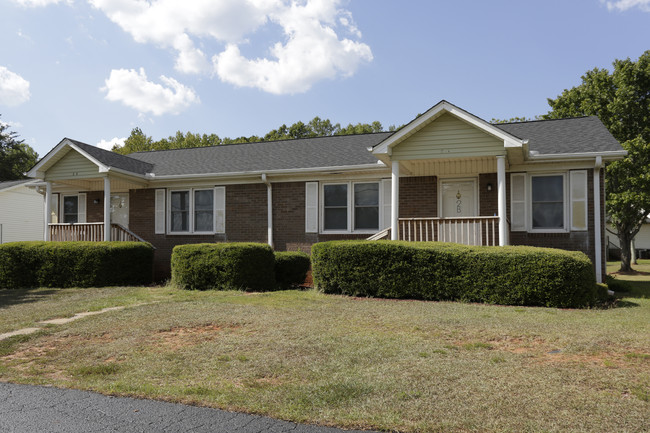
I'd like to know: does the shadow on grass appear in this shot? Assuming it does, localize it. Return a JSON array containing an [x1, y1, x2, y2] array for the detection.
[[0, 288, 58, 310]]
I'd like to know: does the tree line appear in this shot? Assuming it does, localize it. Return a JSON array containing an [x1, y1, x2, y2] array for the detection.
[[113, 118, 394, 155]]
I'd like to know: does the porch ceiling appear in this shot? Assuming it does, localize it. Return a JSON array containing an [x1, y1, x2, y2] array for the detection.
[[399, 156, 506, 177]]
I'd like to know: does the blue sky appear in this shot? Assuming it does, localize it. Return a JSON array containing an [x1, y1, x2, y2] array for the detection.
[[1, 0, 649, 157]]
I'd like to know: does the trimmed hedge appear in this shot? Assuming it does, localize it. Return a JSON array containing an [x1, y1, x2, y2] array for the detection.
[[311, 241, 602, 308], [171, 243, 276, 291], [0, 241, 153, 289], [274, 251, 311, 289]]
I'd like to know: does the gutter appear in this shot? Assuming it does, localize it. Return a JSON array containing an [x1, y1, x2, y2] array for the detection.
[[525, 150, 627, 162]]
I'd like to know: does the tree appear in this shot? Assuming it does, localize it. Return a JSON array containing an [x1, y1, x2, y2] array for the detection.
[[114, 127, 154, 155], [544, 50, 650, 271], [0, 116, 39, 181]]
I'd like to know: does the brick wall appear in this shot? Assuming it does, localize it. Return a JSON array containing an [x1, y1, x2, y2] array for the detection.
[[125, 170, 606, 281], [85, 191, 103, 223]]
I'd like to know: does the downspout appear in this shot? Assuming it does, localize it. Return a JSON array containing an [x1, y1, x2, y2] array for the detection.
[[261, 174, 273, 248], [594, 156, 603, 283]]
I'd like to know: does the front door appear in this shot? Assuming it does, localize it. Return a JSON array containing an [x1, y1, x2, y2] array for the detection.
[[110, 193, 129, 228], [440, 179, 476, 218]]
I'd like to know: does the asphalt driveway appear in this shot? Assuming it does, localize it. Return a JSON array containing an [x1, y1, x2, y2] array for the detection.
[[0, 382, 379, 433]]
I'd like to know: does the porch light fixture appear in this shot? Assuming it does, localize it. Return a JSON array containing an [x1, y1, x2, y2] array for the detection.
[[487, 183, 493, 192], [93, 198, 100, 204]]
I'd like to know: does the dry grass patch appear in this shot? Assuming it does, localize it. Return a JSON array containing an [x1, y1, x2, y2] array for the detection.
[[0, 281, 649, 432]]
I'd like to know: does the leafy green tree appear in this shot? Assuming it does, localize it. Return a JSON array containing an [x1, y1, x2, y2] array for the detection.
[[544, 50, 650, 271], [114, 127, 154, 154], [0, 116, 39, 180]]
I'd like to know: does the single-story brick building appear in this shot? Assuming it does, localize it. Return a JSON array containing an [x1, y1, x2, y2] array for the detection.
[[27, 101, 626, 282]]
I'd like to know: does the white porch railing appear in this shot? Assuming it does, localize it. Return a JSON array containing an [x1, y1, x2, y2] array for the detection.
[[49, 223, 148, 243], [366, 216, 501, 246]]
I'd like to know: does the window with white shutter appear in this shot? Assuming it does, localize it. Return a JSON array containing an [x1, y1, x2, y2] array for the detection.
[[155, 189, 165, 234], [570, 170, 588, 231], [305, 182, 318, 233], [510, 173, 526, 231]]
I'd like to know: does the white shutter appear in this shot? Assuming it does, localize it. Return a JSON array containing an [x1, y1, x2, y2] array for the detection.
[[510, 173, 526, 231], [305, 182, 318, 233], [381, 178, 392, 229], [77, 193, 87, 223], [214, 186, 226, 233], [155, 189, 166, 234], [570, 170, 588, 231]]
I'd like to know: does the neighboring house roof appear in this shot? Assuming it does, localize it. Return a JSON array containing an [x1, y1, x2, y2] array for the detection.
[[494, 116, 622, 155], [128, 133, 392, 176], [0, 179, 36, 193], [66, 139, 154, 175]]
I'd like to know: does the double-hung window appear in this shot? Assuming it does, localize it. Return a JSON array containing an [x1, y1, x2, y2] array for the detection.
[[322, 182, 380, 232], [63, 195, 79, 224], [169, 188, 216, 234], [531, 174, 565, 230]]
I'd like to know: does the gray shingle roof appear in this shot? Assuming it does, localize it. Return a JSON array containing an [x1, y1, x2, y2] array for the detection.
[[0, 179, 33, 191], [128, 133, 392, 176], [494, 116, 622, 154], [67, 139, 154, 175]]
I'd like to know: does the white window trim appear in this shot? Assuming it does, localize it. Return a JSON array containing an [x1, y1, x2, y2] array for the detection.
[[167, 187, 218, 235], [528, 172, 569, 233], [320, 180, 384, 234], [61, 194, 83, 224]]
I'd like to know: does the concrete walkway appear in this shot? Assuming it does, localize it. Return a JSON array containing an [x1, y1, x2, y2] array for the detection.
[[0, 382, 379, 433], [0, 306, 127, 341]]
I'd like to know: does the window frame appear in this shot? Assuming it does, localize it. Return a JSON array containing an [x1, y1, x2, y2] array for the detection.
[[320, 180, 383, 234], [167, 187, 217, 235], [528, 173, 569, 233], [62, 194, 79, 224]]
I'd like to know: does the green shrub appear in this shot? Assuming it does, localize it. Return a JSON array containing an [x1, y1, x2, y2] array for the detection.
[[274, 251, 311, 289], [311, 241, 600, 308], [171, 243, 275, 291], [0, 241, 153, 289], [605, 275, 632, 293]]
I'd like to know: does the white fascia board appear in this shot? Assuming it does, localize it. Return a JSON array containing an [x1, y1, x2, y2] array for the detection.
[[526, 150, 627, 162], [372, 101, 524, 156], [149, 163, 386, 181]]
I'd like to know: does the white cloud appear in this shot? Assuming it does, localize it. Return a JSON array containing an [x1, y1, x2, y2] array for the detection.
[[605, 0, 650, 11], [101, 68, 199, 115], [11, 0, 71, 6], [97, 136, 125, 150], [89, 0, 372, 94], [0, 66, 31, 106]]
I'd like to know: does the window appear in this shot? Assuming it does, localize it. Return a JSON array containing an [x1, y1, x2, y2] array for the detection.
[[354, 183, 379, 230], [323, 184, 348, 230], [63, 195, 78, 223], [531, 175, 565, 229], [168, 188, 222, 234], [170, 190, 190, 232], [194, 189, 214, 232], [322, 182, 380, 232]]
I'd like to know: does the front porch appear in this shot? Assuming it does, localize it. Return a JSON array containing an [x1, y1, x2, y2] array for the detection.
[[368, 216, 503, 246], [48, 222, 147, 243]]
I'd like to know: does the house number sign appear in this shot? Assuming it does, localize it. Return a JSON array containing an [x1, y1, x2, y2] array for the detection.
[[456, 190, 462, 214]]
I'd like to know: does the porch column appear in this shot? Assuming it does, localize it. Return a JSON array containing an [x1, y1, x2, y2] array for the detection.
[[44, 181, 52, 241], [104, 177, 111, 241], [391, 161, 399, 240], [594, 156, 603, 283], [496, 155, 507, 246]]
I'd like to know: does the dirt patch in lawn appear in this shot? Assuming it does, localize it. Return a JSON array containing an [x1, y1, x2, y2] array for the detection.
[[153, 323, 240, 350]]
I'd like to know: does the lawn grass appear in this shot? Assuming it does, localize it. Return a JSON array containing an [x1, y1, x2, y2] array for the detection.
[[0, 270, 648, 432]]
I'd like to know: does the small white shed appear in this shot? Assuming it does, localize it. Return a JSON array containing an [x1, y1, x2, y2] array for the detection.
[[0, 180, 44, 243]]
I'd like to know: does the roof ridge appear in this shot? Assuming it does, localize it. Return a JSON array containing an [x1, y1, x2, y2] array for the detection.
[[128, 131, 394, 155]]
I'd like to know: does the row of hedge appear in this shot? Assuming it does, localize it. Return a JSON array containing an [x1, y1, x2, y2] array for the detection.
[[0, 241, 154, 289], [171, 243, 310, 291], [311, 241, 606, 308]]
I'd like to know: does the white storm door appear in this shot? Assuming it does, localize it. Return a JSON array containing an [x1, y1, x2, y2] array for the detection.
[[439, 179, 479, 245], [110, 193, 129, 228]]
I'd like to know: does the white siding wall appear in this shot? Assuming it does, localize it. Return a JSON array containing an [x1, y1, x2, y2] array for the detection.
[[44, 151, 99, 180], [0, 186, 44, 243], [607, 223, 650, 249], [392, 113, 503, 161]]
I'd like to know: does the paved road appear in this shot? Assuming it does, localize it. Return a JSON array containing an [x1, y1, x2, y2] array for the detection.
[[0, 382, 379, 433]]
